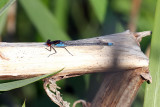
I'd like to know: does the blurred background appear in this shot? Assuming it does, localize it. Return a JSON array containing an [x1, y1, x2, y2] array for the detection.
[[0, 0, 156, 106]]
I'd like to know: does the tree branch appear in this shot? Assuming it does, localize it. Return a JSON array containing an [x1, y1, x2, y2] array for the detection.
[[0, 30, 152, 107], [0, 30, 150, 80]]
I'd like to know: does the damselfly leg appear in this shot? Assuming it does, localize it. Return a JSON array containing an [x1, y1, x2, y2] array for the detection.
[[64, 47, 73, 56], [45, 45, 57, 57], [46, 39, 73, 57]]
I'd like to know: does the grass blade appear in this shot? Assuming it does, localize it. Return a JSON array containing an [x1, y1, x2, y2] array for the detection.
[[0, 11, 7, 34], [0, 0, 16, 16], [89, 0, 108, 23], [22, 100, 26, 107], [54, 0, 69, 30], [0, 68, 63, 91], [144, 0, 160, 106], [19, 0, 70, 40]]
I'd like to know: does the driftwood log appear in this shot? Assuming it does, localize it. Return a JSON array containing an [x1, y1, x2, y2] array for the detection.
[[0, 30, 152, 107]]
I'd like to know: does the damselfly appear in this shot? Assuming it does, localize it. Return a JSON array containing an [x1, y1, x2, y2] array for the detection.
[[46, 39, 73, 57]]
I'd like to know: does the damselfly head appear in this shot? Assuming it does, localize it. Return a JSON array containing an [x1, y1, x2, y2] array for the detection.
[[46, 39, 51, 46]]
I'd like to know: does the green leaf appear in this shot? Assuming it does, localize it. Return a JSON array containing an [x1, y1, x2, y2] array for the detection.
[[0, 0, 16, 16], [144, 0, 160, 107], [0, 11, 7, 34], [19, 0, 70, 40], [89, 0, 108, 23], [54, 0, 69, 30], [0, 68, 63, 91], [22, 100, 26, 107]]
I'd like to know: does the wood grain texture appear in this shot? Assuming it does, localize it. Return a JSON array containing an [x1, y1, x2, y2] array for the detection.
[[0, 30, 149, 80], [91, 67, 149, 107]]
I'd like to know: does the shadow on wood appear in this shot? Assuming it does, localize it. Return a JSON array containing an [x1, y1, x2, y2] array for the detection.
[[91, 67, 150, 107]]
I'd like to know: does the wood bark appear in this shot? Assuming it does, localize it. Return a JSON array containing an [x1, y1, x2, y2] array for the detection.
[[0, 30, 152, 107], [91, 67, 150, 107], [0, 31, 150, 79]]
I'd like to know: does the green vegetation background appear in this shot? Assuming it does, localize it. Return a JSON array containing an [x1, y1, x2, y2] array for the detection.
[[0, 0, 157, 107]]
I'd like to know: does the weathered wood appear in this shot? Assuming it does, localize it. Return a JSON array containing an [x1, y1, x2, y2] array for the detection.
[[0, 30, 152, 107], [91, 67, 150, 107], [0, 30, 150, 80]]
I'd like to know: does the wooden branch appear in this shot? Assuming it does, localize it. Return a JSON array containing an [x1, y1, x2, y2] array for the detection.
[[91, 67, 150, 107], [0, 30, 152, 107], [0, 30, 150, 80]]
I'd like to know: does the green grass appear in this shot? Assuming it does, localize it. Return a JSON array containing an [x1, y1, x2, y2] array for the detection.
[[0, 69, 63, 91], [0, 0, 15, 16], [20, 0, 70, 40], [144, 0, 160, 106]]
